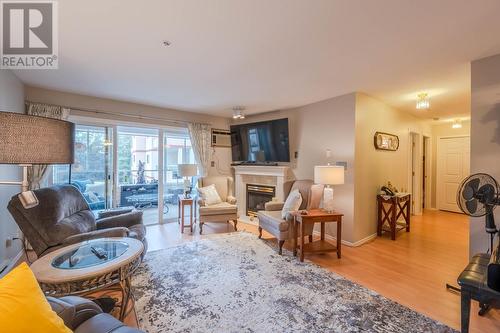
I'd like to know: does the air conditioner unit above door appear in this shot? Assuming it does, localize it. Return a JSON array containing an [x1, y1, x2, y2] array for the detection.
[[211, 129, 231, 147]]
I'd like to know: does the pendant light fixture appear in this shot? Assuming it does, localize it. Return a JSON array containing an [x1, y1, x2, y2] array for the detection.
[[232, 106, 245, 119], [416, 93, 430, 110]]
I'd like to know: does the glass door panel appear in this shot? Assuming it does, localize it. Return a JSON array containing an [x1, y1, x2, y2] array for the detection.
[[52, 125, 113, 211], [117, 127, 159, 225], [163, 130, 195, 222]]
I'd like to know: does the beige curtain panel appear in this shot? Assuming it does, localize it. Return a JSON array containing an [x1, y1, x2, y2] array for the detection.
[[25, 102, 71, 190], [188, 123, 212, 177]]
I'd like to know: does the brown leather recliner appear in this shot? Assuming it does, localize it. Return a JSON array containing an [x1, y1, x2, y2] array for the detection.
[[7, 184, 147, 258], [48, 295, 144, 333]]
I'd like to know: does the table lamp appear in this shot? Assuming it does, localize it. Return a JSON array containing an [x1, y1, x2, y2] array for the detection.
[[314, 165, 344, 213], [0, 112, 75, 207], [178, 164, 198, 198]]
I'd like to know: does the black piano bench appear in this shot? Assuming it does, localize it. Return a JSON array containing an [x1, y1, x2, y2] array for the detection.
[[457, 253, 500, 333]]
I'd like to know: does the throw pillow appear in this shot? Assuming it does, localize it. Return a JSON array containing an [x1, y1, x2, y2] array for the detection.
[[198, 184, 223, 206], [281, 189, 303, 219], [85, 191, 99, 203], [0, 262, 72, 333]]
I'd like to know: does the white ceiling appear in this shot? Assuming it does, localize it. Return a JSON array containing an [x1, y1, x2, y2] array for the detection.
[[13, 0, 500, 119]]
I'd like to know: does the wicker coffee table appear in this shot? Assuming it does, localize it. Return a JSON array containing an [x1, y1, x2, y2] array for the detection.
[[30, 237, 144, 320]]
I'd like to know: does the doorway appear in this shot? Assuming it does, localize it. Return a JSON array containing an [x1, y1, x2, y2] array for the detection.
[[436, 136, 470, 212], [409, 132, 421, 215], [422, 136, 431, 210]]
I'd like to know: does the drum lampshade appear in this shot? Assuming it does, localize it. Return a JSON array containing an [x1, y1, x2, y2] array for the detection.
[[0, 112, 75, 164]]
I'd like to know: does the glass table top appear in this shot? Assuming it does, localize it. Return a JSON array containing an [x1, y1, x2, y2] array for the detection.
[[52, 240, 129, 269]]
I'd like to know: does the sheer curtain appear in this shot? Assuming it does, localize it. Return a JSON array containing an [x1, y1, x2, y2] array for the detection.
[[187, 123, 211, 177], [25, 102, 70, 189]]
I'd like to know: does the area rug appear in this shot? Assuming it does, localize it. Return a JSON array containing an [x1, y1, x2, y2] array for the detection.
[[132, 232, 456, 333]]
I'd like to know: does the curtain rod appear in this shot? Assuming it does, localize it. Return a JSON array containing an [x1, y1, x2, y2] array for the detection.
[[25, 100, 212, 126]]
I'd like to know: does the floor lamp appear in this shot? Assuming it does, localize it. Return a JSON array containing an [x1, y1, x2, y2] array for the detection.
[[0, 111, 75, 258]]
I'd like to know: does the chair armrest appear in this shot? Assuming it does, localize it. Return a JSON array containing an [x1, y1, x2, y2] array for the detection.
[[48, 296, 102, 330], [59, 296, 103, 329], [47, 297, 76, 329], [62, 228, 129, 246], [97, 207, 135, 219], [265, 201, 284, 211], [227, 195, 237, 205], [96, 211, 143, 229]]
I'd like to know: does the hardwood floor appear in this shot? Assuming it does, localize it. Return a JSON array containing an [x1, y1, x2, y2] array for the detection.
[[126, 210, 498, 332]]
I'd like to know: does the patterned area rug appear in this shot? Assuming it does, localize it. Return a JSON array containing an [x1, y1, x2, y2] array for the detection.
[[132, 232, 456, 333]]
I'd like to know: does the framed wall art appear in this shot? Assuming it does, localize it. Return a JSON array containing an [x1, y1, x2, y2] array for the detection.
[[374, 131, 399, 151]]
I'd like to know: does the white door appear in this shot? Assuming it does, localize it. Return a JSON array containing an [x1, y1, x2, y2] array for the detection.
[[437, 136, 470, 212]]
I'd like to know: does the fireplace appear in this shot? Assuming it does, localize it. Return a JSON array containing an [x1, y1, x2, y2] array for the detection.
[[246, 184, 276, 216]]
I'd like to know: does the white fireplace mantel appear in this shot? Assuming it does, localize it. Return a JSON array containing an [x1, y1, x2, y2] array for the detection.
[[233, 165, 292, 220]]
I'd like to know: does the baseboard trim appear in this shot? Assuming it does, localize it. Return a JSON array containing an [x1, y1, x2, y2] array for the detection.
[[312, 230, 377, 247], [240, 215, 377, 247]]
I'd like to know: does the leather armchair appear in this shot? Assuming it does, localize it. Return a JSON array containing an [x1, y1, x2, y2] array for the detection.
[[48, 296, 143, 333], [197, 176, 238, 234], [7, 185, 147, 258], [257, 180, 323, 254]]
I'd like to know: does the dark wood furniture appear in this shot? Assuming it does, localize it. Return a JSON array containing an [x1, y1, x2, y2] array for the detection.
[[458, 252, 500, 333], [178, 194, 196, 233], [377, 194, 411, 240], [293, 209, 343, 262]]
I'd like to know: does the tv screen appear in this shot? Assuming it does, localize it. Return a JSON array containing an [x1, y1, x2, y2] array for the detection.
[[230, 118, 290, 162]]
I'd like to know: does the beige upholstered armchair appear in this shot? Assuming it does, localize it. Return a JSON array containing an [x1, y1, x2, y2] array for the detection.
[[257, 180, 323, 254], [197, 176, 238, 234]]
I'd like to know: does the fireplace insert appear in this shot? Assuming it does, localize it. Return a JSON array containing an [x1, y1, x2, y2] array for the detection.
[[246, 184, 275, 216]]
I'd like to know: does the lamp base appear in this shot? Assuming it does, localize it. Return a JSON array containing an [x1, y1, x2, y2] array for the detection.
[[323, 186, 335, 213]]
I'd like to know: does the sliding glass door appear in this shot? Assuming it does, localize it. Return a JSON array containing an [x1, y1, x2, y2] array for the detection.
[[52, 125, 113, 211], [163, 130, 196, 222], [116, 127, 159, 225], [53, 123, 197, 226]]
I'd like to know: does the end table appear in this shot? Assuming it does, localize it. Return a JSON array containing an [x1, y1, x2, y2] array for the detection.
[[377, 193, 411, 240], [293, 209, 343, 262], [30, 237, 144, 321], [178, 194, 196, 233]]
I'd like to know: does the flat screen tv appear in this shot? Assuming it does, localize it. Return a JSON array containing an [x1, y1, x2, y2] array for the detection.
[[230, 118, 290, 163]]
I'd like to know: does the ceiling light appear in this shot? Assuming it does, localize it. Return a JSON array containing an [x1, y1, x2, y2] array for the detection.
[[232, 106, 245, 119], [452, 119, 462, 129], [416, 93, 430, 110]]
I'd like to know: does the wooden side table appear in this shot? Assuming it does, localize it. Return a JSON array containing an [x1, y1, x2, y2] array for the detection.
[[178, 194, 196, 233], [377, 193, 411, 240], [293, 209, 343, 262]]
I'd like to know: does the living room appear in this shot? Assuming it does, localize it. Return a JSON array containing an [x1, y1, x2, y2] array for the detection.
[[1, 1, 500, 333]]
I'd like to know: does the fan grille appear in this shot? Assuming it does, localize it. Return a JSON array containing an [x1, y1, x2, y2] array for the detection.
[[457, 173, 499, 217]]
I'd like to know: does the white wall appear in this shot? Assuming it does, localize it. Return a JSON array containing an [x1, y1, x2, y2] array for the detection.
[[0, 70, 24, 275], [470, 54, 500, 257], [25, 86, 232, 177], [430, 120, 471, 208], [354, 93, 431, 242], [233, 93, 358, 243]]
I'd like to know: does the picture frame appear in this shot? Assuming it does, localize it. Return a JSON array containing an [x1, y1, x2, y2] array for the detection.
[[374, 131, 399, 151]]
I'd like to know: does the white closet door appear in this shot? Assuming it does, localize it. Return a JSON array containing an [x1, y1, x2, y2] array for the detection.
[[437, 136, 470, 212]]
